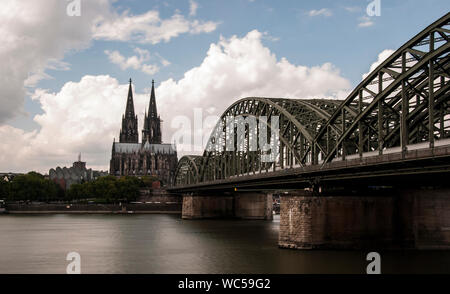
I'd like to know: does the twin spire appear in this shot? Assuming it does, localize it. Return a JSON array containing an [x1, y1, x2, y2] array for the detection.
[[120, 78, 161, 144], [126, 78, 157, 119]]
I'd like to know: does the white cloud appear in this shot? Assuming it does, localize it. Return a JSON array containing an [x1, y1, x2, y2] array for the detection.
[[104, 48, 170, 75], [189, 0, 199, 17], [308, 8, 332, 17], [92, 9, 219, 44], [157, 30, 351, 153], [0, 75, 150, 173], [0, 0, 218, 125], [158, 54, 172, 67], [362, 49, 395, 80], [141, 64, 160, 75], [24, 71, 53, 88], [0, 30, 351, 173], [105, 49, 146, 71], [0, 0, 110, 124], [262, 31, 280, 42], [344, 6, 361, 13], [358, 15, 375, 27]]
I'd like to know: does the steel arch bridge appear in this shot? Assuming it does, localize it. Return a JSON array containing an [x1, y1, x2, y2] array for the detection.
[[173, 12, 450, 188]]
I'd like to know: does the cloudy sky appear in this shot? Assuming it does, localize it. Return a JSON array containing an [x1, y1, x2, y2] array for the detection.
[[0, 0, 448, 173]]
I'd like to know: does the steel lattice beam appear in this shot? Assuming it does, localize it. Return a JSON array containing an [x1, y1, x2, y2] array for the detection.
[[174, 12, 450, 187]]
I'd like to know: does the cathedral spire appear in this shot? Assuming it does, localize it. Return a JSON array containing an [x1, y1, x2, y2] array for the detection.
[[119, 78, 139, 143], [125, 78, 135, 118], [148, 79, 158, 118], [142, 79, 162, 144]]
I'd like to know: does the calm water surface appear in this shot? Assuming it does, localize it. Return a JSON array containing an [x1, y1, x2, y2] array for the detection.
[[0, 214, 449, 274]]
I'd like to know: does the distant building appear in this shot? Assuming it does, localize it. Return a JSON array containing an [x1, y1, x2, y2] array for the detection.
[[109, 79, 178, 185], [0, 173, 23, 182], [49, 154, 108, 190]]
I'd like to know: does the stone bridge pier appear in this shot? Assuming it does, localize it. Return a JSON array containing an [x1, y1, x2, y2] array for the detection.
[[182, 192, 273, 220], [279, 188, 450, 250]]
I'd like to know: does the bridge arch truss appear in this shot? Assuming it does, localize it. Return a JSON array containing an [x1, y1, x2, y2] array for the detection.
[[174, 12, 450, 187]]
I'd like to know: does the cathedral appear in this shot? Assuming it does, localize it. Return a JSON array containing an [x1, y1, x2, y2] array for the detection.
[[109, 79, 178, 185]]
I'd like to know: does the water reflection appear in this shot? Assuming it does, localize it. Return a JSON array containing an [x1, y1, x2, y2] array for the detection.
[[0, 214, 449, 273]]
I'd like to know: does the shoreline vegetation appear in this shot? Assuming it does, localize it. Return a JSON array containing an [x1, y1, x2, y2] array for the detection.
[[0, 172, 181, 214], [1, 172, 152, 203]]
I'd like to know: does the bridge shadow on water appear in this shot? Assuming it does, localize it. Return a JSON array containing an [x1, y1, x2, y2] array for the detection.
[[172, 214, 450, 274]]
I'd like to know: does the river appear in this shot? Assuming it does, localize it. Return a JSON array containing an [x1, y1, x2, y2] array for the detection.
[[0, 214, 449, 274]]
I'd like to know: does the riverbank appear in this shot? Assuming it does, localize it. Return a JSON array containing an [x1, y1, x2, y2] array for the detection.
[[4, 203, 182, 214]]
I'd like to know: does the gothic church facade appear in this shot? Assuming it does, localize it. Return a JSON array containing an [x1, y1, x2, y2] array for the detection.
[[109, 79, 178, 185]]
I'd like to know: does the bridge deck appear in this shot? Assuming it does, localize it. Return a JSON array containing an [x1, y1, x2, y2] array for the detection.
[[169, 143, 450, 192]]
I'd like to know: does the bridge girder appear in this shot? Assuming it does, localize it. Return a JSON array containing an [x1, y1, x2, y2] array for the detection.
[[174, 155, 202, 186], [174, 12, 450, 187], [315, 12, 450, 164]]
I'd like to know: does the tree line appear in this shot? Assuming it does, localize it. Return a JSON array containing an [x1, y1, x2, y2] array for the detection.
[[0, 172, 159, 203]]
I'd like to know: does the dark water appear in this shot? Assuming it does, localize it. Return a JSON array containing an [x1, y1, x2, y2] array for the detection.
[[0, 214, 449, 274]]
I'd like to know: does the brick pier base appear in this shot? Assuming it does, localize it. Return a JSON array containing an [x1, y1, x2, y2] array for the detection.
[[182, 193, 273, 220], [279, 188, 450, 249]]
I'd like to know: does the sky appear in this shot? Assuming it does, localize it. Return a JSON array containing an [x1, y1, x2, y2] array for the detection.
[[0, 0, 449, 173]]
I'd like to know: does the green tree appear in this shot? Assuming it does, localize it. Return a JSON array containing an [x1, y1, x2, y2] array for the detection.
[[0, 178, 10, 200], [9, 172, 62, 202], [67, 183, 87, 201], [116, 176, 140, 202], [65, 175, 142, 203], [89, 176, 119, 202]]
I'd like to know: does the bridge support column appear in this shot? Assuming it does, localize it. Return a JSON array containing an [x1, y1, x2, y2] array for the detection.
[[279, 191, 400, 249], [181, 192, 273, 220], [279, 188, 450, 249], [406, 188, 450, 249], [279, 190, 329, 249], [181, 194, 234, 219], [234, 192, 273, 220]]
